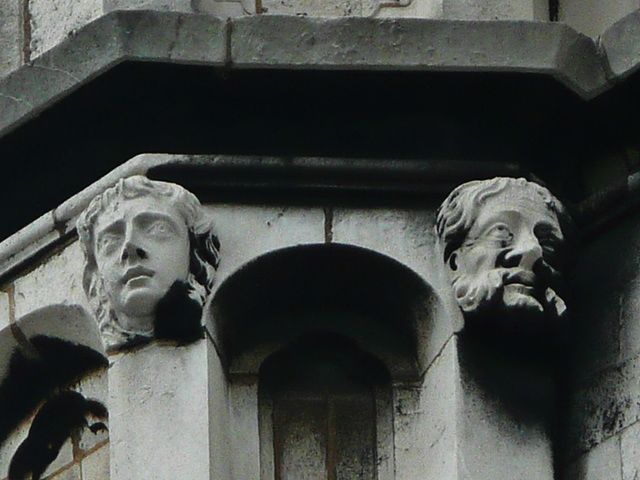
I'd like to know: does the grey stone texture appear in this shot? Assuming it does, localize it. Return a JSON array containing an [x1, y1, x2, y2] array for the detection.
[[108, 341, 210, 479], [602, 8, 640, 79], [29, 0, 103, 59], [0, 0, 22, 76], [561, 0, 639, 39], [444, 0, 548, 20], [565, 434, 622, 480]]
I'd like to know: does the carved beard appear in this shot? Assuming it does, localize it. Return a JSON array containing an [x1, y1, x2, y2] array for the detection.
[[451, 268, 567, 320]]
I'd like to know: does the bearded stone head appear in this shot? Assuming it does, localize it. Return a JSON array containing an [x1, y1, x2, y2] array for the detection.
[[436, 177, 570, 323]]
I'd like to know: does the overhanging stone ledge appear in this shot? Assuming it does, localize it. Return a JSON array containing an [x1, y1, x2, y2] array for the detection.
[[0, 10, 620, 139]]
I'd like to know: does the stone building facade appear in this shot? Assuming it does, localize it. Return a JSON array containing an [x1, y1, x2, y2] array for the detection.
[[3, 1, 640, 479]]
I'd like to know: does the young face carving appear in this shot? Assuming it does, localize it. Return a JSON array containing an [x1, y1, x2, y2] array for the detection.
[[93, 196, 190, 331], [448, 192, 566, 318]]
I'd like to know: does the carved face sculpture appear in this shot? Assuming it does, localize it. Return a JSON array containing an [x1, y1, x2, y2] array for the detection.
[[436, 178, 568, 321], [77, 175, 220, 350], [93, 196, 191, 332]]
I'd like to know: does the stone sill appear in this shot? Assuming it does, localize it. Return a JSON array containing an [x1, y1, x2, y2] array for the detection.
[[5, 9, 640, 140]]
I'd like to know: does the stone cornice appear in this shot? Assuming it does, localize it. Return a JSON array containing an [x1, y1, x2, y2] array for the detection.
[[3, 9, 640, 139]]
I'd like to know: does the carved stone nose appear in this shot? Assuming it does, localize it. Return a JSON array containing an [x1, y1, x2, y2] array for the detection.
[[121, 242, 147, 262], [504, 234, 543, 271]]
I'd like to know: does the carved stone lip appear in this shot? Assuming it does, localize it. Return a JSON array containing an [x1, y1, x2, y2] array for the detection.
[[121, 265, 155, 284], [503, 269, 536, 287]]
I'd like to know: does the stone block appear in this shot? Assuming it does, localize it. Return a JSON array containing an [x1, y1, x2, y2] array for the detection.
[[29, 0, 103, 59], [375, 0, 443, 19], [108, 341, 209, 479], [208, 341, 232, 480], [0, 290, 10, 332], [565, 434, 622, 480], [13, 242, 90, 320], [0, 0, 22, 76], [75, 370, 109, 453], [104, 0, 193, 12], [80, 443, 110, 480], [209, 205, 324, 288], [49, 462, 82, 480], [228, 377, 260, 479], [457, 335, 555, 480], [393, 336, 458, 480], [622, 420, 640, 480], [332, 207, 462, 372], [561, 0, 638, 38], [444, 0, 548, 20], [567, 353, 640, 456], [568, 213, 640, 380], [261, 0, 378, 18], [602, 9, 640, 79]]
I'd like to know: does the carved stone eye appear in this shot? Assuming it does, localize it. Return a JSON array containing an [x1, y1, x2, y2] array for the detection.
[[483, 224, 513, 248]]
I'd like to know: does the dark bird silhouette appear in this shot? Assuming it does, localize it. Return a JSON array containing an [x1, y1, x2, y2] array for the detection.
[[8, 390, 108, 480]]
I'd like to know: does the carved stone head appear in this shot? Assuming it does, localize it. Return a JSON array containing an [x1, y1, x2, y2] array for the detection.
[[436, 177, 569, 322], [77, 175, 220, 350]]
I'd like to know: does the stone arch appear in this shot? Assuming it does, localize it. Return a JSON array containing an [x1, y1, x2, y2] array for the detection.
[[209, 243, 446, 382]]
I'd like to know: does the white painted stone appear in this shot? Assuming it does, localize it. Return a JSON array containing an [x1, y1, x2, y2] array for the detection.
[[622, 420, 640, 480], [228, 376, 261, 479], [444, 0, 548, 20], [0, 0, 22, 76], [13, 242, 90, 320], [80, 443, 110, 480], [565, 434, 622, 480], [560, 0, 639, 38], [29, 0, 103, 58], [393, 336, 458, 480], [210, 205, 324, 287], [0, 290, 10, 332], [108, 340, 209, 480]]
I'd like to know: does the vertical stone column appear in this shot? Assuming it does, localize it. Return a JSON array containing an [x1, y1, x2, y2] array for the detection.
[[108, 340, 211, 479]]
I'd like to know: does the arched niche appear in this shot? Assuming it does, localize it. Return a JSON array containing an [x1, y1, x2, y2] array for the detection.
[[209, 243, 446, 382], [0, 305, 107, 447]]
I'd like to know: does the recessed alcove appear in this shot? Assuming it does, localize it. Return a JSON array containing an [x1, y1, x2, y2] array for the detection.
[[209, 242, 446, 381]]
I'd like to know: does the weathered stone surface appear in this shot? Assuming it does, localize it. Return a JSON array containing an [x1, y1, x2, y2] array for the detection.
[[0, 290, 9, 332], [228, 378, 260, 479], [209, 205, 324, 287], [104, 0, 193, 12], [108, 341, 209, 479], [262, 0, 379, 18], [393, 336, 458, 480], [445, 0, 547, 20], [230, 16, 607, 97], [13, 242, 89, 319], [375, 0, 443, 19], [0, 0, 22, 76], [80, 444, 110, 480], [562, 0, 637, 39], [567, 353, 640, 456], [30, 0, 103, 59], [565, 434, 622, 480], [208, 341, 232, 480], [49, 462, 82, 480], [332, 207, 461, 374], [621, 420, 640, 480], [76, 370, 109, 453], [42, 439, 74, 478], [602, 9, 640, 79], [458, 335, 555, 480]]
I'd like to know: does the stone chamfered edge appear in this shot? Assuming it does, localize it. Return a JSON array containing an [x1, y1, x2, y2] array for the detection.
[[0, 153, 524, 283], [3, 9, 640, 140]]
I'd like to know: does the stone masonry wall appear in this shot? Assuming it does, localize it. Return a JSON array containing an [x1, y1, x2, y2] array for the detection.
[[0, 0, 638, 77]]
